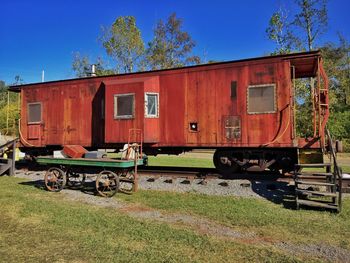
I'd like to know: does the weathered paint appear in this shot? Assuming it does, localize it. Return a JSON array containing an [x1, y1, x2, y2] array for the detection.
[[13, 51, 326, 150]]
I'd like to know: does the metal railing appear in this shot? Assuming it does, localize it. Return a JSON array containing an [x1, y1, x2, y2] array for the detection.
[[325, 128, 342, 211]]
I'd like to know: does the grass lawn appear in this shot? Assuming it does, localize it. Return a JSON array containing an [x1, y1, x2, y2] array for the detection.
[[0, 176, 300, 263], [147, 155, 214, 168], [146, 154, 350, 173], [118, 190, 350, 251]]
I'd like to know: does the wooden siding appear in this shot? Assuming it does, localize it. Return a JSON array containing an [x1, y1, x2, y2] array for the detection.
[[17, 53, 321, 149]]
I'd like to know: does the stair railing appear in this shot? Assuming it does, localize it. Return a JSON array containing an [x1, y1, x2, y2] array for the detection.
[[325, 128, 342, 211]]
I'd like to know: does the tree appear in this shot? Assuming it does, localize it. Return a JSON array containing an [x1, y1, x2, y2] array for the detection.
[[266, 1, 330, 137], [293, 0, 328, 51], [266, 8, 299, 54], [100, 16, 144, 73], [321, 35, 350, 107], [0, 80, 20, 136], [72, 52, 115, 77], [266, 0, 328, 53], [14, 75, 24, 85], [146, 13, 200, 70], [321, 35, 350, 144]]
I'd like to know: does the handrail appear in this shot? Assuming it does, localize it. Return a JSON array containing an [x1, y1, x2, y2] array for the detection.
[[325, 128, 342, 210], [0, 138, 18, 151]]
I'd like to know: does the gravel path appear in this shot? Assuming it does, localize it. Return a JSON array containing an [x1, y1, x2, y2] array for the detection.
[[13, 169, 350, 262]]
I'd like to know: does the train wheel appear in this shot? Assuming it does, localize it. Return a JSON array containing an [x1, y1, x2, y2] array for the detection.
[[66, 169, 86, 189], [44, 167, 66, 192], [213, 150, 240, 177], [96, 170, 119, 197], [118, 169, 135, 194]]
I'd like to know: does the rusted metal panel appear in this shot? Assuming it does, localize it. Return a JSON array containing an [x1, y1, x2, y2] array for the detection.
[[14, 51, 324, 150], [63, 145, 87, 158]]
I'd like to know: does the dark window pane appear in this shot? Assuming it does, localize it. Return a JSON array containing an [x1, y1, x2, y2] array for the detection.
[[114, 94, 134, 118], [248, 85, 275, 113], [231, 81, 237, 98], [28, 103, 41, 123], [147, 94, 157, 116]]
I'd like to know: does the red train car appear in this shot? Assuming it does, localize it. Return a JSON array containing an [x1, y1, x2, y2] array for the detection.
[[10, 51, 329, 174]]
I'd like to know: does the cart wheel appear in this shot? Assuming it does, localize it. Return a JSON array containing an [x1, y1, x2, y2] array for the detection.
[[118, 169, 135, 194], [96, 170, 119, 197], [44, 167, 66, 192], [66, 169, 86, 189]]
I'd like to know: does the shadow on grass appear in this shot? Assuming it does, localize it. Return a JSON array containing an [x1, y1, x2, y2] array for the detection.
[[250, 180, 296, 209], [222, 171, 297, 209], [18, 179, 98, 196]]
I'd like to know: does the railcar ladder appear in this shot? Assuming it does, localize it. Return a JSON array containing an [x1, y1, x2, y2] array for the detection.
[[294, 129, 342, 212]]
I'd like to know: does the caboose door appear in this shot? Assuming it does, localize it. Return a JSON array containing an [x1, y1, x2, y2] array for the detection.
[[104, 81, 144, 144], [26, 102, 44, 145]]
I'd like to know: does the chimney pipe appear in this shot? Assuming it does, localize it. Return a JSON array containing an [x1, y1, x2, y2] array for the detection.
[[91, 64, 96, 77]]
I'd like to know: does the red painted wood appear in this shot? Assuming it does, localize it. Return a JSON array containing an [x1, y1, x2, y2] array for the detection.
[[17, 52, 323, 150]]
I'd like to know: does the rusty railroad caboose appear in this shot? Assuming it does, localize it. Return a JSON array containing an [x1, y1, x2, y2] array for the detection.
[[10, 51, 329, 174]]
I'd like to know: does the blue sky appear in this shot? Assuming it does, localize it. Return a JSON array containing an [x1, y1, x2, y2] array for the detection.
[[0, 0, 349, 85]]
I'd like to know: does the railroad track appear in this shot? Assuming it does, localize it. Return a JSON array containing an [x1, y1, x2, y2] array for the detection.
[[138, 166, 350, 192], [139, 166, 289, 180], [14, 163, 350, 193]]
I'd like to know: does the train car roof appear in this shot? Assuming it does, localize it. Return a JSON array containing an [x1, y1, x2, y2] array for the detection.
[[9, 50, 321, 92]]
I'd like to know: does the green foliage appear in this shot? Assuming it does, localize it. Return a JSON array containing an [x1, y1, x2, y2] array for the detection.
[[100, 16, 145, 73], [321, 36, 350, 107], [145, 13, 201, 70], [293, 0, 328, 50], [266, 8, 300, 54], [0, 82, 20, 136], [73, 14, 200, 74], [72, 52, 115, 77], [266, 0, 328, 53]]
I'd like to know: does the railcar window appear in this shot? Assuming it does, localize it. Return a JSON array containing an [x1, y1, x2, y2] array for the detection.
[[145, 93, 159, 118], [114, 94, 135, 119], [231, 81, 237, 98], [28, 102, 42, 123], [247, 84, 276, 114]]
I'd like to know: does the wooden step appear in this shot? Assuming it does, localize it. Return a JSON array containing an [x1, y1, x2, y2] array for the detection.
[[295, 180, 335, 186], [0, 162, 11, 176], [296, 189, 337, 197], [295, 163, 331, 168], [312, 173, 333, 176], [297, 199, 338, 210], [295, 175, 329, 180]]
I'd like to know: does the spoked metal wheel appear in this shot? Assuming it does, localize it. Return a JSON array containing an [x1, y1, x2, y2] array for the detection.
[[44, 167, 66, 192], [95, 170, 119, 197], [118, 169, 135, 194], [66, 169, 86, 189]]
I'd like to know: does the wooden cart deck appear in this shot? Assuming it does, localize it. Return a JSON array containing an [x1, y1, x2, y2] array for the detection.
[[36, 157, 144, 168]]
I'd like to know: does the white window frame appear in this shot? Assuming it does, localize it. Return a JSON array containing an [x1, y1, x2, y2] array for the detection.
[[247, 84, 277, 114], [145, 92, 159, 118], [114, 93, 135, 119], [27, 102, 42, 124]]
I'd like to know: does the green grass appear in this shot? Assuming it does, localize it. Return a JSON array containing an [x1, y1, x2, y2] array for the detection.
[[147, 155, 214, 168], [0, 176, 300, 263], [118, 190, 350, 250]]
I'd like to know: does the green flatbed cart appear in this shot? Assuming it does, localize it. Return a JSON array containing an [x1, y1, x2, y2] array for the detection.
[[36, 157, 144, 197]]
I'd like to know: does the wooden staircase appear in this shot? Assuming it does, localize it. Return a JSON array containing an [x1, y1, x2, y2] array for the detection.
[[0, 139, 17, 176], [294, 130, 343, 212]]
